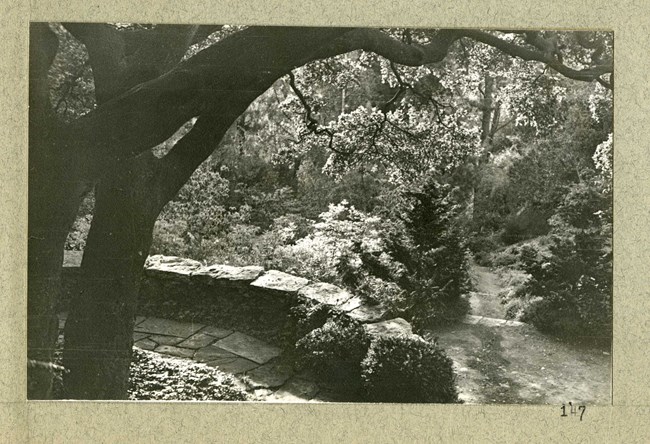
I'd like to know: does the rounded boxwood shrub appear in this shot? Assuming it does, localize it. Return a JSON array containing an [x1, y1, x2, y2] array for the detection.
[[361, 335, 458, 403], [295, 315, 370, 388]]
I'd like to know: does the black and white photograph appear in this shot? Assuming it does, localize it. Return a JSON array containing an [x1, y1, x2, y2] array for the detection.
[[28, 23, 613, 404]]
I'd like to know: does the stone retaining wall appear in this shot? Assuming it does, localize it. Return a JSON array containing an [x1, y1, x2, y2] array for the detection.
[[61, 252, 420, 345]]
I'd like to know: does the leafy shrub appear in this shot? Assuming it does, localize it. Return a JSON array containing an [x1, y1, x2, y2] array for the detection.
[[294, 315, 370, 387], [281, 302, 334, 348], [516, 233, 612, 340], [501, 208, 550, 245], [360, 335, 459, 403], [490, 237, 553, 269], [355, 275, 405, 309], [244, 186, 301, 229], [272, 201, 409, 297], [151, 213, 300, 268], [467, 234, 500, 266], [150, 219, 196, 258], [509, 179, 612, 342], [491, 245, 521, 267], [404, 280, 471, 328], [128, 348, 249, 401], [269, 213, 314, 244]]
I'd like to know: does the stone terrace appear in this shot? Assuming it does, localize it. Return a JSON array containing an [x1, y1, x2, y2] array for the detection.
[[60, 252, 423, 401], [58, 312, 413, 401]]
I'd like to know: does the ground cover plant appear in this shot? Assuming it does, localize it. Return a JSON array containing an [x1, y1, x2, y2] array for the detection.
[[128, 348, 250, 401]]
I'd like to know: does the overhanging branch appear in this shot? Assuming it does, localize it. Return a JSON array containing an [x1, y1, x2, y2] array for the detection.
[[319, 28, 461, 66], [190, 25, 224, 46], [286, 71, 346, 155], [459, 30, 613, 86], [61, 25, 613, 181], [64, 23, 201, 104], [66, 26, 350, 177]]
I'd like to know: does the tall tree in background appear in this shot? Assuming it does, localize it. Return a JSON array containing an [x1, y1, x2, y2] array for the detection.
[[28, 23, 612, 399]]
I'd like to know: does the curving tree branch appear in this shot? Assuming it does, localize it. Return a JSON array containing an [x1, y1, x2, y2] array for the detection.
[[190, 25, 224, 46], [62, 23, 128, 103], [63, 23, 201, 104], [152, 79, 275, 215], [327, 28, 612, 86], [65, 26, 350, 176], [459, 29, 613, 86], [286, 71, 346, 155], [58, 26, 613, 182], [318, 28, 461, 66]]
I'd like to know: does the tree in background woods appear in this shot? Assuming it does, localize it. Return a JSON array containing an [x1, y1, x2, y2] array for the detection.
[[29, 23, 612, 399]]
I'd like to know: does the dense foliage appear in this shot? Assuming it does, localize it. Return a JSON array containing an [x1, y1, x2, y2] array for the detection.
[[361, 335, 459, 403], [290, 310, 459, 402], [282, 302, 336, 348], [50, 346, 250, 401], [390, 180, 472, 327], [502, 150, 612, 341], [144, 170, 473, 328], [295, 314, 370, 389], [128, 348, 250, 401], [64, 30, 612, 341]]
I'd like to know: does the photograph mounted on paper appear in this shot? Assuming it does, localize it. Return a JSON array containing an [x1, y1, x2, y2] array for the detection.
[[28, 23, 613, 403]]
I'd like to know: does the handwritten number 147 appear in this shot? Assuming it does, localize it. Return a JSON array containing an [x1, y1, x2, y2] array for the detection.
[[561, 402, 586, 421]]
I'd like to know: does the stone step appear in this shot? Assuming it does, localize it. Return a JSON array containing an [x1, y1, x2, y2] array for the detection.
[[462, 315, 526, 327]]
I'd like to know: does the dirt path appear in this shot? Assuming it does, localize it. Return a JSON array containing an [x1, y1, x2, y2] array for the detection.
[[468, 264, 507, 319], [427, 264, 612, 405]]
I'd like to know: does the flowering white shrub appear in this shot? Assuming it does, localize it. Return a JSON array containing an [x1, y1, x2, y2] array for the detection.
[[271, 201, 408, 304]]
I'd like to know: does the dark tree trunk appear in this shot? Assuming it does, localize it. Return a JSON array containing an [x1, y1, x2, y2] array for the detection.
[[63, 154, 159, 399], [28, 201, 77, 399], [28, 141, 89, 398], [62, 107, 241, 398], [27, 23, 91, 399], [62, 70, 286, 398]]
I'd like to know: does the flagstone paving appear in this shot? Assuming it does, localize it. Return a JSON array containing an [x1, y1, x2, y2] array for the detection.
[[214, 331, 282, 364], [133, 316, 315, 400], [58, 313, 323, 402], [134, 317, 204, 338]]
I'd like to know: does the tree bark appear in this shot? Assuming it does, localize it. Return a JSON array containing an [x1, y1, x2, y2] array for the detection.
[[28, 23, 91, 398], [63, 98, 259, 398], [61, 25, 204, 398], [66, 26, 351, 176], [63, 154, 158, 399]]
